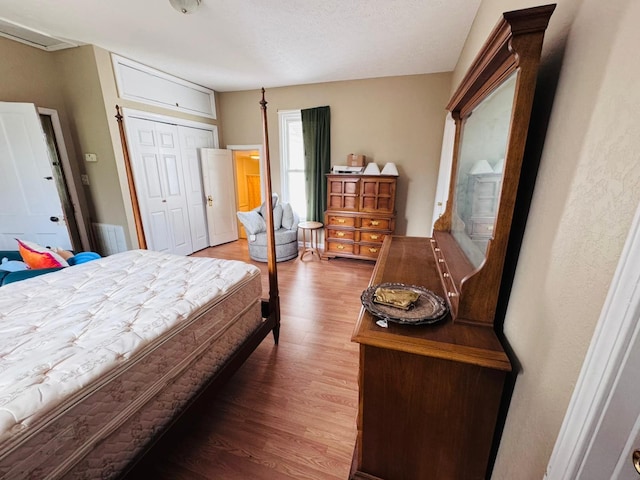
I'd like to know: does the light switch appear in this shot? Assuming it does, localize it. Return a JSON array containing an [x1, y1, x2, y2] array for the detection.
[[84, 153, 98, 162], [81, 174, 90, 186]]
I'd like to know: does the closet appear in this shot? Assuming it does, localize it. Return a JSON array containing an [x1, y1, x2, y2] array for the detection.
[[125, 115, 215, 255]]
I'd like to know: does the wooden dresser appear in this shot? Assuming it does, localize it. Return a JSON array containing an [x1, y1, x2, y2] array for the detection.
[[351, 236, 510, 480], [323, 174, 396, 261], [349, 5, 554, 479]]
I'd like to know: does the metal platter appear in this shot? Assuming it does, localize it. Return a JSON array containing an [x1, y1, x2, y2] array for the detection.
[[361, 282, 449, 325]]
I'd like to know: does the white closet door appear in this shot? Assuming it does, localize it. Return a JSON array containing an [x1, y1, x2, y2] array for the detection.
[[127, 117, 193, 255], [178, 126, 215, 252], [201, 149, 238, 246]]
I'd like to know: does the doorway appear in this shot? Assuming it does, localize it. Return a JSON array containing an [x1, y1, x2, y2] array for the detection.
[[228, 146, 264, 239], [39, 111, 84, 250]]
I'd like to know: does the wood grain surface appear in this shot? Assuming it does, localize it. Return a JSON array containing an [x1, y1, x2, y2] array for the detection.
[[123, 240, 373, 480]]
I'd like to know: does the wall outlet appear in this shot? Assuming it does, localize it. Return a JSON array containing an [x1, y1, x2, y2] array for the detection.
[[84, 153, 98, 162], [81, 174, 90, 186]]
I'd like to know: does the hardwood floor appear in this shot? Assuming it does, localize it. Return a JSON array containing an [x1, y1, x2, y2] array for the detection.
[[123, 240, 374, 480]]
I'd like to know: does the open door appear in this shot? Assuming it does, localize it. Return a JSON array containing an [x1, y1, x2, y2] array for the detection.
[[0, 102, 73, 250], [201, 148, 239, 246]]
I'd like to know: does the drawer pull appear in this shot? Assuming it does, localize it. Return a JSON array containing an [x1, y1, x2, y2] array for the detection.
[[337, 232, 345, 237], [370, 220, 379, 226], [337, 244, 345, 250], [369, 248, 378, 253], [337, 218, 346, 223], [370, 234, 379, 240]]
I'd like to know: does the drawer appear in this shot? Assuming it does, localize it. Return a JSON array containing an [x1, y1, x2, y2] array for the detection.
[[360, 231, 385, 243], [361, 217, 390, 229], [471, 197, 497, 216], [473, 179, 500, 197], [327, 229, 355, 241], [327, 215, 356, 227], [327, 241, 354, 254], [358, 244, 382, 259]]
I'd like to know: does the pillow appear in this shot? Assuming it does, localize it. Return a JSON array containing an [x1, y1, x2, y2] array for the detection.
[[17, 239, 69, 269], [236, 211, 266, 235], [273, 204, 283, 230], [0, 258, 28, 272], [281, 203, 295, 230], [258, 194, 280, 219]]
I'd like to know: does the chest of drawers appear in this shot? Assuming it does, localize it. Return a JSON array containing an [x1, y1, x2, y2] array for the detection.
[[323, 174, 396, 261]]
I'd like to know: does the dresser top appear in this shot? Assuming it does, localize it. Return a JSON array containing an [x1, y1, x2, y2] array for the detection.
[[352, 235, 511, 371]]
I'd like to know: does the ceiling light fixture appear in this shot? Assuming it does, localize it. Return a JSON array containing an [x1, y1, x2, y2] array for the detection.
[[169, 0, 201, 14]]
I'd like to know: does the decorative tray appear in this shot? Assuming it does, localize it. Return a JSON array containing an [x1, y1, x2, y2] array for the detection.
[[361, 282, 448, 325]]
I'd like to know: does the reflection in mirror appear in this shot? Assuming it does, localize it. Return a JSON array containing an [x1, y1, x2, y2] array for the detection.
[[452, 72, 517, 268]]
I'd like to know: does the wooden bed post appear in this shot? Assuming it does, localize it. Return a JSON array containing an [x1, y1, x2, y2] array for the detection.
[[115, 105, 147, 250], [259, 89, 281, 343]]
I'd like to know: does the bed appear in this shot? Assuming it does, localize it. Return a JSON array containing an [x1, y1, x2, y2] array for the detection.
[[0, 90, 282, 479]]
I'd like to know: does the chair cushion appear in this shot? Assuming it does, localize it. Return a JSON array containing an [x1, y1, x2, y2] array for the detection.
[[281, 203, 295, 230], [272, 204, 283, 230], [237, 211, 266, 235], [258, 194, 279, 219]]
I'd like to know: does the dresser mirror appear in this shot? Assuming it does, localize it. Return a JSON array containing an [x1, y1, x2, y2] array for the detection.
[[432, 4, 556, 325], [452, 72, 516, 268]]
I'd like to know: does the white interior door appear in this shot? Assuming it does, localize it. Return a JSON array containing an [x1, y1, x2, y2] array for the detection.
[[546, 201, 640, 479], [126, 117, 193, 255], [178, 126, 215, 252], [0, 102, 72, 250], [201, 149, 238, 246]]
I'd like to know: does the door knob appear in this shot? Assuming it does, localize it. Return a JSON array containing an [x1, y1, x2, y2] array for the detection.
[[633, 450, 640, 475], [208, 195, 213, 206]]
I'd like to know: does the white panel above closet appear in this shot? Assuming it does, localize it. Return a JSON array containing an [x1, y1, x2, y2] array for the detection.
[[112, 54, 216, 119]]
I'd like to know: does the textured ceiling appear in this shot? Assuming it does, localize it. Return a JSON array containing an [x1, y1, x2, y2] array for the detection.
[[0, 0, 481, 92]]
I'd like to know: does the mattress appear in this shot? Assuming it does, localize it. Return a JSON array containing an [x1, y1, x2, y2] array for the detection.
[[0, 249, 263, 479]]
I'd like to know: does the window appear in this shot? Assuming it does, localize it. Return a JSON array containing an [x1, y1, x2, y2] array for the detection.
[[279, 110, 307, 220]]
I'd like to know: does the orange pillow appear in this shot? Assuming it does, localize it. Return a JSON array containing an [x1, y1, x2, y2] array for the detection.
[[17, 239, 69, 269]]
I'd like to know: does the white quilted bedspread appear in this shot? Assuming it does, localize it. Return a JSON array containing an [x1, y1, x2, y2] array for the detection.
[[0, 249, 260, 443]]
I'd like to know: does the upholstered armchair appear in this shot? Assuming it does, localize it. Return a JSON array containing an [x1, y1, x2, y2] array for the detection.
[[236, 196, 299, 262]]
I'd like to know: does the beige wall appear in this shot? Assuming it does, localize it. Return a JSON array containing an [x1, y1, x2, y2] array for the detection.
[[54, 45, 126, 239], [218, 74, 452, 236], [453, 0, 640, 478]]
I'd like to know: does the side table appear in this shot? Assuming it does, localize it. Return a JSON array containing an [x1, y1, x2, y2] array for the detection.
[[298, 221, 323, 260]]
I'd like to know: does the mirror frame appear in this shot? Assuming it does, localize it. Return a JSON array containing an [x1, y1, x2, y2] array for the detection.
[[433, 4, 556, 326]]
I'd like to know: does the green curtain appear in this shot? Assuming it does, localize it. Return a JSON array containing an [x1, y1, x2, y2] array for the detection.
[[301, 106, 331, 222]]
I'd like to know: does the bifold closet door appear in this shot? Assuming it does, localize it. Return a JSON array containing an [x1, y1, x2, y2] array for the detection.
[[126, 117, 193, 255]]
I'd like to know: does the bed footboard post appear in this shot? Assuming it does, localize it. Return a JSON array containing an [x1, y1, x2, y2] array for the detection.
[[259, 89, 281, 344]]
